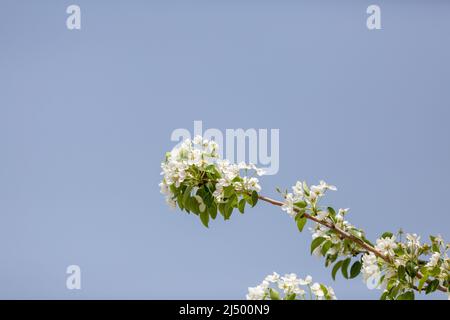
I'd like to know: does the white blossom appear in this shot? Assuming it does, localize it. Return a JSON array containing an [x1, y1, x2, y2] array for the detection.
[[375, 236, 398, 257]]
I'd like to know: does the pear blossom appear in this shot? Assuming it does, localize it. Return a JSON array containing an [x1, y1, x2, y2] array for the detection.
[[375, 236, 398, 257]]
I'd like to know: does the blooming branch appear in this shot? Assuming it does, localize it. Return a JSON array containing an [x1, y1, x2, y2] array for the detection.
[[160, 137, 450, 300]]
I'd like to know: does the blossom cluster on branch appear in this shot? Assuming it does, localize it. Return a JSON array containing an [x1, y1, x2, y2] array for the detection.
[[159, 136, 263, 227], [160, 137, 450, 300], [246, 272, 336, 300], [279, 180, 450, 300]]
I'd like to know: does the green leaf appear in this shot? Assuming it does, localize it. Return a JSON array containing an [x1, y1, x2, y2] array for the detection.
[[269, 288, 280, 300], [218, 203, 226, 217], [398, 265, 406, 280], [397, 291, 415, 300], [350, 261, 362, 279], [425, 279, 440, 294], [183, 186, 193, 207], [208, 202, 217, 220], [341, 258, 351, 279], [381, 232, 393, 239], [321, 240, 333, 256], [200, 210, 209, 228], [310, 237, 326, 254], [332, 260, 344, 280], [238, 199, 246, 214], [296, 216, 307, 232], [294, 201, 307, 208], [224, 203, 233, 220], [251, 191, 258, 207], [418, 274, 429, 291], [285, 293, 296, 300], [327, 207, 336, 217], [406, 261, 417, 278]]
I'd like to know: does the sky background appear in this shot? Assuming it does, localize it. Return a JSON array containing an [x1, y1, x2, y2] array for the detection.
[[0, 0, 449, 299]]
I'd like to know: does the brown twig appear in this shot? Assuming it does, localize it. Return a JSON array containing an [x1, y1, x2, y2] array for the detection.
[[257, 194, 448, 294]]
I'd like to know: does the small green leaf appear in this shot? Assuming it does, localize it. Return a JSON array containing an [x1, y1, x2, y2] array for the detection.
[[341, 258, 351, 279], [321, 240, 333, 256], [397, 291, 415, 300], [296, 216, 307, 232], [269, 288, 280, 300], [418, 274, 429, 291], [310, 237, 326, 254], [285, 293, 296, 300], [350, 261, 362, 279], [200, 210, 209, 228], [208, 202, 217, 220], [294, 201, 307, 208], [406, 261, 417, 278], [381, 232, 393, 239], [183, 186, 192, 207], [332, 260, 344, 280], [425, 279, 440, 294], [251, 191, 258, 207], [398, 265, 406, 280], [238, 199, 246, 214]]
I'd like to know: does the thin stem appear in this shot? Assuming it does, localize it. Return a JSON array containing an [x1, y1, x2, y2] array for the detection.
[[257, 194, 448, 294]]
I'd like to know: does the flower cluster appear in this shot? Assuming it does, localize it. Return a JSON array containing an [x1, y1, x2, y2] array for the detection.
[[160, 136, 264, 226], [361, 233, 450, 300], [280, 180, 450, 300], [246, 272, 336, 300]]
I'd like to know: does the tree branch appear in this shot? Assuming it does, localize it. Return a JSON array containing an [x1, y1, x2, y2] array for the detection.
[[257, 194, 448, 294]]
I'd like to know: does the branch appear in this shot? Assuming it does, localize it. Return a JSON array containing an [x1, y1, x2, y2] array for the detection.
[[258, 195, 448, 293]]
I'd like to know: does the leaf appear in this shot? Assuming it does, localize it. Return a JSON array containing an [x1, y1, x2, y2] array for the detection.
[[224, 203, 233, 220], [350, 261, 362, 279], [425, 279, 440, 294], [269, 288, 280, 300], [405, 261, 417, 278], [238, 199, 246, 214], [341, 258, 351, 279], [397, 265, 406, 280], [381, 232, 393, 239], [327, 207, 336, 217], [310, 237, 326, 254], [251, 191, 258, 207], [332, 260, 344, 280], [296, 216, 307, 232], [321, 240, 333, 256], [418, 274, 429, 291], [182, 186, 193, 207], [294, 201, 307, 208], [200, 210, 209, 228], [397, 291, 415, 300], [208, 202, 217, 220], [285, 293, 296, 300], [218, 203, 226, 217]]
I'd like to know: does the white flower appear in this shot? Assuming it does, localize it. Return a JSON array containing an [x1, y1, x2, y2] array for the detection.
[[278, 273, 301, 293], [246, 285, 266, 300], [406, 233, 421, 248], [298, 275, 312, 285], [327, 286, 337, 300], [264, 272, 280, 283], [281, 193, 297, 217], [426, 252, 441, 268], [375, 236, 398, 257], [310, 283, 324, 299], [362, 253, 380, 281]]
